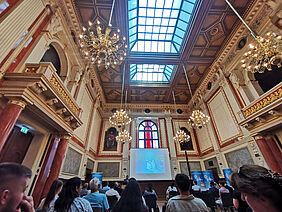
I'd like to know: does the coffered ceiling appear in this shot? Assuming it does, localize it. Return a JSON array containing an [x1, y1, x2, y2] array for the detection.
[[74, 0, 254, 104]]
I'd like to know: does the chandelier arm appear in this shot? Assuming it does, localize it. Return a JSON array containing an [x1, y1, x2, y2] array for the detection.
[[182, 64, 195, 107], [120, 63, 126, 110], [108, 0, 116, 26], [224, 0, 257, 39]]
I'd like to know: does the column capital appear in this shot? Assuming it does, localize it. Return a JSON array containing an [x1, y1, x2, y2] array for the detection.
[[8, 98, 27, 109], [60, 134, 72, 140]]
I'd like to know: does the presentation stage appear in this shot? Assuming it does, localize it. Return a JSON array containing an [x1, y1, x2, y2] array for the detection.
[[130, 148, 172, 180]]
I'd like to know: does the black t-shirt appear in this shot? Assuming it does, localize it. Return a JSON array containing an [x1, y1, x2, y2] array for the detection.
[[233, 190, 252, 212]]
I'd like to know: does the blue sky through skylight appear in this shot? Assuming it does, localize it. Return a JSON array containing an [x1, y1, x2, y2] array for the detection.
[[128, 0, 197, 53], [130, 64, 175, 82]]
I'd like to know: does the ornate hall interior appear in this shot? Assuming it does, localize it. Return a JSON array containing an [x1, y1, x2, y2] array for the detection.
[[0, 0, 281, 205]]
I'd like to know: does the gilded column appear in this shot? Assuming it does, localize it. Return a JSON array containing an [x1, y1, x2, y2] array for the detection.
[[42, 134, 71, 197], [0, 99, 27, 152]]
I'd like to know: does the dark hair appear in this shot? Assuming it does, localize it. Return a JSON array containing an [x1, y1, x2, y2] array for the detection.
[[54, 177, 82, 212], [0, 162, 32, 190], [175, 174, 190, 192], [148, 183, 153, 192], [82, 183, 88, 189], [210, 181, 215, 186], [109, 181, 115, 189], [43, 179, 63, 209], [193, 181, 197, 185], [230, 165, 282, 211], [113, 179, 147, 212], [171, 182, 175, 187]]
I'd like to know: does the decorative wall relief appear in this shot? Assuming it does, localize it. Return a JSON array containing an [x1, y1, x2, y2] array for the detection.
[[62, 147, 82, 175], [103, 127, 118, 151], [180, 127, 193, 150], [97, 162, 120, 178], [180, 161, 201, 176], [225, 147, 254, 172]]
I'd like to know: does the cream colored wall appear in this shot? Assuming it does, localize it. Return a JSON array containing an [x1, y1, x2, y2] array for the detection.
[[73, 84, 93, 142], [0, 0, 44, 64], [88, 107, 102, 152]]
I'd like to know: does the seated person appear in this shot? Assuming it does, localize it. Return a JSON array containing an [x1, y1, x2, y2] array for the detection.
[[103, 181, 110, 192], [83, 178, 109, 211], [208, 181, 219, 198], [191, 181, 201, 192], [166, 182, 178, 200], [105, 182, 120, 200], [166, 174, 209, 212]]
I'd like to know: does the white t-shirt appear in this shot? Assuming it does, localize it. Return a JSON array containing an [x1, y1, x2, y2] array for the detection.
[[192, 185, 201, 191], [105, 188, 120, 200]]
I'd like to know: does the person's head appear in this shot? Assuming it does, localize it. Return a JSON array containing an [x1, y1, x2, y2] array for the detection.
[[171, 182, 175, 187], [113, 179, 147, 212], [126, 175, 129, 179], [175, 174, 190, 193], [54, 177, 82, 211], [147, 183, 153, 192], [82, 183, 88, 189], [218, 180, 226, 187], [230, 165, 282, 212], [43, 179, 63, 209], [109, 182, 115, 189], [115, 182, 119, 188], [0, 162, 32, 212], [210, 181, 215, 187], [89, 179, 99, 193], [193, 181, 197, 185]]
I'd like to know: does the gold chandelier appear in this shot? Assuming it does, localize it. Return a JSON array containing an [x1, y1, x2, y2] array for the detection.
[[79, 0, 127, 68], [172, 91, 191, 144], [225, 0, 281, 73], [109, 109, 132, 128], [241, 32, 282, 73], [188, 110, 210, 128], [116, 129, 132, 143], [183, 64, 210, 129]]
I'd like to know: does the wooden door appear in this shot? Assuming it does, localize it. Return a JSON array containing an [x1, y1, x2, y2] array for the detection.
[[0, 126, 34, 164]]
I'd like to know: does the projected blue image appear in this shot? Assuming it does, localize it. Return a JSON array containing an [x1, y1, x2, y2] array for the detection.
[[135, 150, 165, 174]]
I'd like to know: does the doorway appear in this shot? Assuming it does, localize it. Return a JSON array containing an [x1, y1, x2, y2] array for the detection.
[[0, 126, 34, 164]]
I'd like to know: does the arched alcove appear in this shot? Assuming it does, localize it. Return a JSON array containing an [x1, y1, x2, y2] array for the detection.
[[40, 45, 61, 75]]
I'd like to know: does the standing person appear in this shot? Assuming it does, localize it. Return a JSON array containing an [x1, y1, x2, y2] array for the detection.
[[143, 183, 158, 212], [53, 177, 92, 212], [166, 174, 209, 212], [83, 179, 109, 211], [230, 164, 282, 212], [166, 182, 178, 200], [123, 175, 129, 185], [191, 181, 201, 192], [114, 182, 123, 196], [0, 162, 35, 212], [208, 181, 219, 198], [37, 179, 63, 211], [112, 179, 147, 212]]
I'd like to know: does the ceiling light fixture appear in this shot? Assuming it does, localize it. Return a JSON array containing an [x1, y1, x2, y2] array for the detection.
[[183, 64, 210, 129], [79, 0, 128, 68], [225, 0, 281, 73]]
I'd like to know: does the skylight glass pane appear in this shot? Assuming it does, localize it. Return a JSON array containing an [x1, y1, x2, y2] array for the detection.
[[130, 64, 175, 83], [128, 0, 197, 53]]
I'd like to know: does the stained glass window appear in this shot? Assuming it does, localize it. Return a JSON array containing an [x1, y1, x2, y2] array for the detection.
[[128, 0, 197, 53], [138, 120, 159, 148], [130, 64, 175, 82]]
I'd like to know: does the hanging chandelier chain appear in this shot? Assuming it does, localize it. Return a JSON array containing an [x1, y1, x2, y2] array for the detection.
[[125, 89, 128, 112], [224, 0, 257, 39], [172, 91, 180, 130], [182, 64, 195, 107], [121, 63, 126, 110], [108, 0, 116, 26]]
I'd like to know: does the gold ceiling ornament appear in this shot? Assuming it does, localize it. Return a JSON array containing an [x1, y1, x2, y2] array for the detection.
[[188, 109, 210, 128], [79, 0, 127, 68], [116, 129, 132, 143], [182, 64, 210, 129], [109, 65, 132, 128], [172, 91, 191, 144], [224, 0, 281, 73], [241, 32, 282, 73]]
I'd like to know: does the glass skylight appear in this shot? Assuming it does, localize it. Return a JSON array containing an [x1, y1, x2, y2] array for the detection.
[[130, 64, 175, 82], [128, 0, 197, 53]]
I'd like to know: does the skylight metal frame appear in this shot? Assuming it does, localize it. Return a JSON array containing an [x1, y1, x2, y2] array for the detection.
[[128, 0, 197, 54]]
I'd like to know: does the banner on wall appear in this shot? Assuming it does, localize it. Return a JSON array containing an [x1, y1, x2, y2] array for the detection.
[[92, 173, 103, 185], [223, 168, 232, 186], [202, 170, 214, 190], [191, 171, 205, 190]]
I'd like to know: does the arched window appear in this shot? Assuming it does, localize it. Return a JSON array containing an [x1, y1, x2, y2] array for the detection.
[[138, 120, 159, 148]]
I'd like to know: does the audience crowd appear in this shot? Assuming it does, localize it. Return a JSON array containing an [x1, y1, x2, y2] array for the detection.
[[0, 162, 281, 212]]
